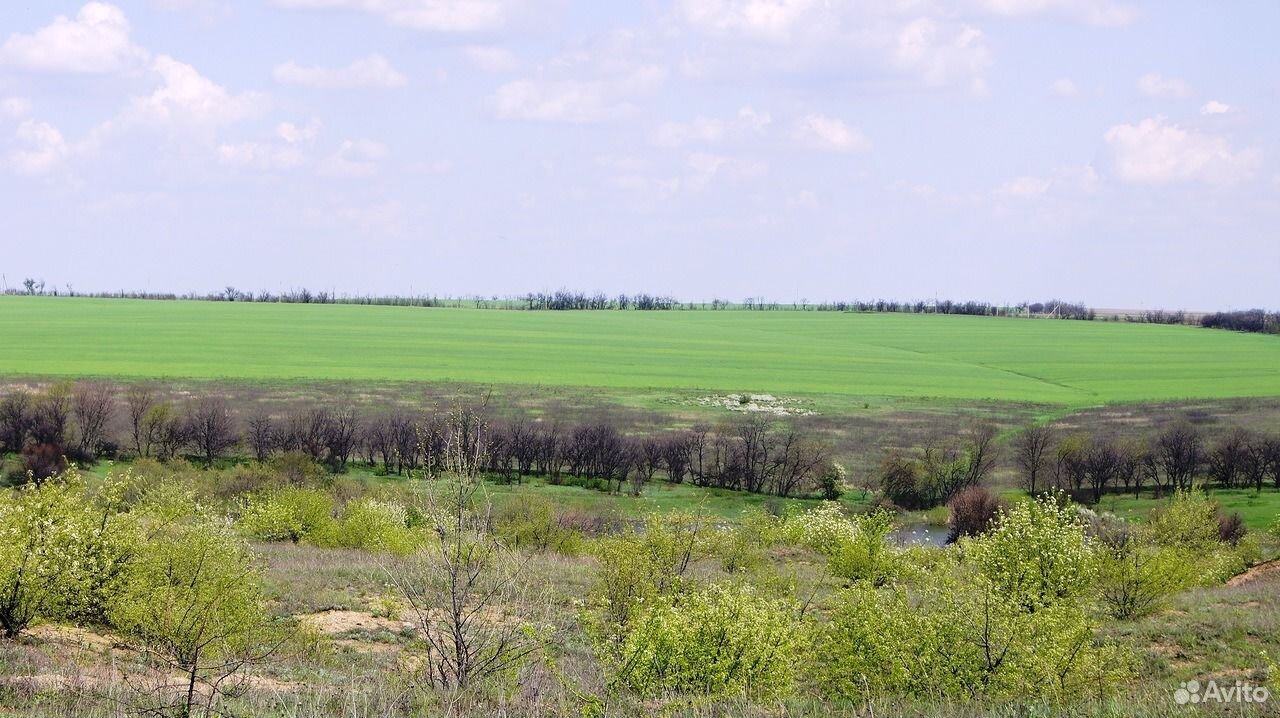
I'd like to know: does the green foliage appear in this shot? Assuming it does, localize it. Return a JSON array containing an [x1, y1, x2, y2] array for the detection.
[[610, 582, 802, 700], [237, 486, 335, 544], [1142, 490, 1256, 585], [1095, 539, 1197, 619], [780, 504, 899, 584], [107, 516, 278, 716], [963, 493, 1096, 611], [592, 512, 713, 634], [0, 472, 95, 636], [310, 497, 417, 554], [491, 495, 583, 554]]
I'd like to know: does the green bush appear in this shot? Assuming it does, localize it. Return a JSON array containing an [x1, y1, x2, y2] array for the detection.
[[962, 493, 1096, 611], [779, 504, 899, 585], [593, 511, 714, 633], [611, 582, 802, 700], [492, 495, 584, 554], [237, 486, 335, 543], [317, 498, 417, 554]]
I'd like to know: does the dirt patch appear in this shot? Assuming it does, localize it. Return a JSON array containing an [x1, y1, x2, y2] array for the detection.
[[298, 610, 413, 635], [26, 624, 120, 653], [691, 393, 817, 416], [1225, 559, 1280, 588]]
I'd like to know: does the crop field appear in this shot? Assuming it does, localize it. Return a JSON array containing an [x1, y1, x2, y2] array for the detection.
[[2, 297, 1279, 406]]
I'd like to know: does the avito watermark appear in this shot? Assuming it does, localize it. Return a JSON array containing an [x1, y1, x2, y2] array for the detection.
[[1174, 679, 1270, 706]]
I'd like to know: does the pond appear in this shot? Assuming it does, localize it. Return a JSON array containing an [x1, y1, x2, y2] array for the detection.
[[890, 524, 951, 547]]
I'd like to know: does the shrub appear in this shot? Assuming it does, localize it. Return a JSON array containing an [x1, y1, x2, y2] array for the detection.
[[819, 461, 846, 500], [963, 493, 1096, 611], [321, 498, 416, 554], [1217, 511, 1247, 546], [237, 486, 335, 544], [492, 495, 584, 554], [20, 443, 66, 484], [593, 512, 714, 633], [1094, 528, 1196, 619], [781, 504, 898, 585], [0, 472, 94, 637], [945, 485, 1005, 543], [1143, 490, 1252, 585], [610, 582, 802, 700], [108, 517, 281, 717]]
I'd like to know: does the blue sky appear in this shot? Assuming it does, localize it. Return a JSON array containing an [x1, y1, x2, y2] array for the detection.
[[1, 1, 1276, 309]]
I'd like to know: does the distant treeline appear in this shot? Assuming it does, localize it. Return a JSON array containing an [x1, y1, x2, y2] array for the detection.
[[5, 278, 1277, 334]]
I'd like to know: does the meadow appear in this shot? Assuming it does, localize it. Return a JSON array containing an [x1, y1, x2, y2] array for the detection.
[[3, 297, 1280, 405]]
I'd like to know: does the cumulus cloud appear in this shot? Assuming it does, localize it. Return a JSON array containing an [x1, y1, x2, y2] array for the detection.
[[494, 34, 665, 124], [975, 0, 1136, 27], [1137, 73, 1192, 99], [651, 107, 770, 147], [0, 2, 149, 74], [273, 0, 514, 32], [894, 18, 991, 95], [8, 119, 73, 175], [1200, 100, 1231, 116], [793, 113, 868, 153], [1, 97, 33, 119], [463, 46, 518, 72], [273, 54, 407, 89], [124, 55, 265, 128], [1051, 78, 1079, 97], [217, 119, 321, 171], [1104, 116, 1258, 184], [676, 0, 827, 42], [318, 138, 389, 178]]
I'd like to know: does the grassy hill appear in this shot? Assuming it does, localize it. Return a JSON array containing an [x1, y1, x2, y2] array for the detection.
[[2, 296, 1278, 405]]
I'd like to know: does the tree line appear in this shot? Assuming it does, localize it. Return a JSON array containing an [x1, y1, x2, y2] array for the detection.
[[1011, 422, 1280, 503], [0, 384, 837, 499]]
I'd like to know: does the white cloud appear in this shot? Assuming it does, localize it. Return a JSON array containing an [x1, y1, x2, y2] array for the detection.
[[0, 2, 149, 74], [122, 55, 264, 129], [976, 0, 1136, 27], [785, 189, 819, 209], [277, 119, 322, 144], [1104, 116, 1258, 184], [676, 0, 826, 42], [318, 138, 389, 178], [1137, 73, 1192, 99], [997, 175, 1052, 198], [9, 120, 72, 175], [273, 0, 514, 32], [793, 113, 868, 153], [895, 18, 991, 95], [651, 106, 772, 147], [217, 142, 306, 170], [687, 151, 767, 188], [494, 35, 665, 124], [273, 54, 407, 89], [463, 46, 518, 72], [217, 119, 321, 171], [1200, 100, 1230, 116], [1, 97, 33, 119], [1051, 78, 1079, 97]]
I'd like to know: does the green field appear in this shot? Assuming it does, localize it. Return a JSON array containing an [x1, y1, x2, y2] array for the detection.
[[2, 297, 1279, 405]]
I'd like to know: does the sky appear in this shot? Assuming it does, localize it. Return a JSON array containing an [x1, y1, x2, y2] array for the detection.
[[0, 1, 1277, 309]]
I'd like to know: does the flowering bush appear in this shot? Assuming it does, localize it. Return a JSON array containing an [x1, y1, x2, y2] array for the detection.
[[611, 582, 802, 700], [237, 486, 335, 544], [0, 472, 95, 637], [780, 504, 898, 584], [963, 493, 1096, 611]]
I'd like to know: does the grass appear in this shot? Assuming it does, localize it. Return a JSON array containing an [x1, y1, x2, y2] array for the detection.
[[2, 297, 1280, 405], [1097, 488, 1280, 531]]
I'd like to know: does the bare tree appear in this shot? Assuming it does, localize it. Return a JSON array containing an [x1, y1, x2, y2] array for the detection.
[[1013, 425, 1053, 494], [390, 406, 541, 691], [185, 398, 238, 467], [124, 384, 156, 457], [0, 390, 32, 454], [963, 423, 1000, 487], [245, 413, 277, 463], [72, 382, 115, 457], [1154, 422, 1203, 494]]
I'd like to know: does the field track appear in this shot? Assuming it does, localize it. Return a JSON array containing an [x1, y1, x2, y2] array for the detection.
[[2, 297, 1278, 405]]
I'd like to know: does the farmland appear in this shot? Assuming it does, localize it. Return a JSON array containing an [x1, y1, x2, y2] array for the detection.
[[1, 296, 1279, 405]]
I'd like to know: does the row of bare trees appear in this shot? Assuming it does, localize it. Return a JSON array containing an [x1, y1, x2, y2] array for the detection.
[[0, 385, 833, 498], [1013, 422, 1280, 502]]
